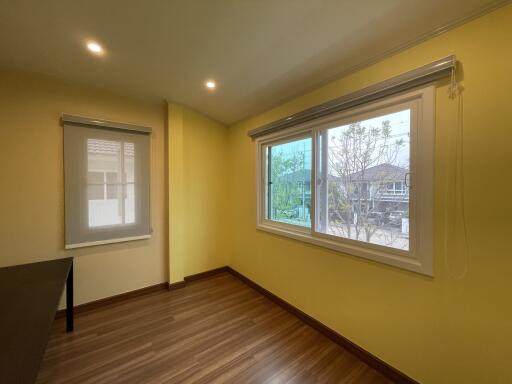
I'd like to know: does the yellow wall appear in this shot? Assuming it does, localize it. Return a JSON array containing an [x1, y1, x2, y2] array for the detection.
[[0, 70, 228, 301], [168, 103, 229, 283], [0, 69, 168, 306], [227, 6, 512, 383], [1, 5, 511, 383]]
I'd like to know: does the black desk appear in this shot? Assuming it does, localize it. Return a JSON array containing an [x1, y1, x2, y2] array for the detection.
[[0, 258, 74, 384]]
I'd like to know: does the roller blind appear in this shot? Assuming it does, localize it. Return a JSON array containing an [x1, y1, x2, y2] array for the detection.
[[63, 115, 151, 249], [248, 55, 456, 139]]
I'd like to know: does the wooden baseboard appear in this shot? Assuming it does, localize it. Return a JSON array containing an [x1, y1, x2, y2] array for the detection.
[[168, 281, 187, 290], [225, 266, 418, 384], [57, 267, 230, 318], [167, 266, 230, 290], [55, 282, 168, 319], [185, 266, 230, 282], [58, 267, 231, 317], [167, 266, 229, 290]]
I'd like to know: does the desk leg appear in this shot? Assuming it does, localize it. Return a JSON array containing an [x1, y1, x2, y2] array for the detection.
[[66, 262, 74, 332]]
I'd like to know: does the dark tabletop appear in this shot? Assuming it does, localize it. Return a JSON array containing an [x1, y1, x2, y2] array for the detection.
[[0, 258, 73, 384]]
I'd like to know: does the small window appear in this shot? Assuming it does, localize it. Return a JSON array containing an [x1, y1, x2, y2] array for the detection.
[[64, 118, 151, 249], [87, 139, 136, 228], [256, 86, 434, 275]]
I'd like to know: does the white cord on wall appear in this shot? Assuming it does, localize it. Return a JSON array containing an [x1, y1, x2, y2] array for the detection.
[[444, 66, 469, 280]]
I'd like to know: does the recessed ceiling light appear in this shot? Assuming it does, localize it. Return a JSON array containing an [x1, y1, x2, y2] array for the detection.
[[205, 80, 216, 90], [87, 42, 103, 54]]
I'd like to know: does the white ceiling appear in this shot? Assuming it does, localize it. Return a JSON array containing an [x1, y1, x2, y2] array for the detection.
[[0, 0, 507, 124]]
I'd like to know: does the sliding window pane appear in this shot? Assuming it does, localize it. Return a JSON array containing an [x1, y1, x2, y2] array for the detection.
[[266, 137, 312, 227], [317, 109, 410, 250]]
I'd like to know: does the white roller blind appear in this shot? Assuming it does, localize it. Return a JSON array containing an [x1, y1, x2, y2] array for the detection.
[[248, 55, 455, 139], [63, 115, 151, 249]]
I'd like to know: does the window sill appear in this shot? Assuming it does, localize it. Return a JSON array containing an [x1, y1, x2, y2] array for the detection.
[[65, 234, 151, 249], [256, 222, 431, 276]]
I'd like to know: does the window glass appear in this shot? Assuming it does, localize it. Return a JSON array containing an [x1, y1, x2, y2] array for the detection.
[[87, 139, 135, 228], [124, 143, 136, 224], [87, 171, 105, 200], [317, 109, 410, 250], [125, 183, 136, 224], [266, 137, 312, 227], [106, 172, 119, 199]]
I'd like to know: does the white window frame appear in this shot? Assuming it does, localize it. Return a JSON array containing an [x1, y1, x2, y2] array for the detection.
[[255, 86, 434, 275]]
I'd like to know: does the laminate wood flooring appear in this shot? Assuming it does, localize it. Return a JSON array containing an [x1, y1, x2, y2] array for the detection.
[[37, 273, 393, 384]]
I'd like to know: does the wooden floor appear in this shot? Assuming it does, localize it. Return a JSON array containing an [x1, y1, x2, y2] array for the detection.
[[38, 273, 393, 384]]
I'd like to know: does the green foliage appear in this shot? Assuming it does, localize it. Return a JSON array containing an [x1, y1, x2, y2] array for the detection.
[[269, 149, 310, 225]]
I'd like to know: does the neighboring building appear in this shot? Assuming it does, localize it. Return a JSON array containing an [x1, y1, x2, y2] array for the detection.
[[329, 163, 409, 218], [346, 163, 409, 213], [270, 163, 409, 225]]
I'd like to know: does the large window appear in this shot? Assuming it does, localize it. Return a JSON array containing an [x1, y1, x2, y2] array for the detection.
[[256, 87, 433, 275], [64, 116, 151, 249]]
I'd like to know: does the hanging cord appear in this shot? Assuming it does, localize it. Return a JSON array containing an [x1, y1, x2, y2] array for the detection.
[[444, 65, 469, 279], [448, 66, 461, 100]]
